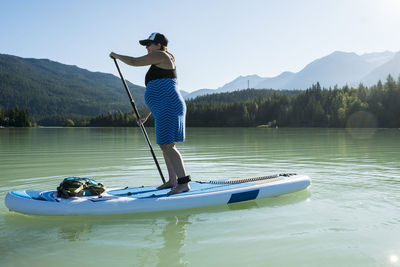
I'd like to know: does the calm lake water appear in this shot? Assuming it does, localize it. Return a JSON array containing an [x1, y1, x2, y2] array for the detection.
[[0, 127, 399, 267]]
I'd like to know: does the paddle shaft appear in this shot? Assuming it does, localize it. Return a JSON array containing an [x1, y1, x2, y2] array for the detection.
[[112, 58, 166, 184]]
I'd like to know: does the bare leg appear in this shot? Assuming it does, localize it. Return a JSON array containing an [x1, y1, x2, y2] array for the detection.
[[157, 151, 177, 189], [159, 143, 190, 194]]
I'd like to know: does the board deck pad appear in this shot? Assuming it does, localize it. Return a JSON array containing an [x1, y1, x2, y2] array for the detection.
[[108, 182, 252, 198]]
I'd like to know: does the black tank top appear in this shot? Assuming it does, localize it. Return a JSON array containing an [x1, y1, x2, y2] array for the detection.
[[145, 65, 177, 86]]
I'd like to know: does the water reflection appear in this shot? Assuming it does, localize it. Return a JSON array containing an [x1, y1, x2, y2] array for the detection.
[[0, 128, 32, 146], [58, 223, 92, 242], [228, 200, 260, 211], [156, 215, 190, 267]]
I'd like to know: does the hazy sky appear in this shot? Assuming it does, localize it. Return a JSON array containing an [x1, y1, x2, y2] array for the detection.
[[1, 0, 400, 92]]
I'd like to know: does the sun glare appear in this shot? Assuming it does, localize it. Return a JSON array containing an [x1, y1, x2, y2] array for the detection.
[[385, 0, 400, 10], [390, 254, 399, 263]]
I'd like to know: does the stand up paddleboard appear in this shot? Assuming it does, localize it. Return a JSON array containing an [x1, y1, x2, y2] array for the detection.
[[5, 173, 310, 216]]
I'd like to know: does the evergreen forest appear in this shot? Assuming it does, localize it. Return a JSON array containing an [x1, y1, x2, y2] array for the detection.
[[76, 75, 400, 128], [186, 75, 400, 128]]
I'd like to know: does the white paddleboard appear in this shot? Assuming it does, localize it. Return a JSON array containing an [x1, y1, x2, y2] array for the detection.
[[5, 173, 311, 216]]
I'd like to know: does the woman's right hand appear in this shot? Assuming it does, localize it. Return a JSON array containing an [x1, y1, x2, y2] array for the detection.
[[109, 52, 118, 59]]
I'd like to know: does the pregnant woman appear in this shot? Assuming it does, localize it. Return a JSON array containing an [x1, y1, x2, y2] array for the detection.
[[110, 32, 190, 194]]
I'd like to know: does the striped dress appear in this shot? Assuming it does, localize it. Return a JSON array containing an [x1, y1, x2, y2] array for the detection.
[[145, 78, 186, 145]]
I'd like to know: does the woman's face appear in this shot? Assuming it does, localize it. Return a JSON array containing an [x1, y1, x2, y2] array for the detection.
[[146, 43, 161, 53]]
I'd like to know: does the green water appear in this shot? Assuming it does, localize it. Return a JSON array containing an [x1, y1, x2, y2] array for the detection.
[[1, 127, 399, 267]]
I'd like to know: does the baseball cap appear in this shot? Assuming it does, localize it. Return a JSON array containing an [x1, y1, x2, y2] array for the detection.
[[139, 32, 168, 46]]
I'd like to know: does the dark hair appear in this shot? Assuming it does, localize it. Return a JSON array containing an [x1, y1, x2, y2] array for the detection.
[[154, 43, 173, 60], [150, 42, 167, 51]]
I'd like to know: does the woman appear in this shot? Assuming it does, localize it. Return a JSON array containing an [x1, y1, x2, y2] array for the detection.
[[110, 32, 190, 194]]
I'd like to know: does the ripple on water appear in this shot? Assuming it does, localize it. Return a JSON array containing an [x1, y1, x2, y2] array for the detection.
[[1, 128, 400, 266]]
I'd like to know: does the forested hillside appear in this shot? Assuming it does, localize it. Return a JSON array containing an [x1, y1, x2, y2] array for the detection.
[[190, 89, 301, 103], [0, 54, 145, 121], [86, 76, 400, 128], [186, 76, 400, 127]]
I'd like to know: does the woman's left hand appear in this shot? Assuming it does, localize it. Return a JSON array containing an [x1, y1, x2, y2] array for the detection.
[[137, 112, 151, 126], [137, 118, 147, 126]]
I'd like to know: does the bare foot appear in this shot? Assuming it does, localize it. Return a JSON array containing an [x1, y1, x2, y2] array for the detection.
[[157, 180, 176, 190], [168, 183, 191, 195]]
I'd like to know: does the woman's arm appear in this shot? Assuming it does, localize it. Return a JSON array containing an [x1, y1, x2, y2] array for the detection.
[[110, 51, 166, 66]]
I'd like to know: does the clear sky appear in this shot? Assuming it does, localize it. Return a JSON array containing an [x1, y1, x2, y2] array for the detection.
[[1, 0, 400, 92]]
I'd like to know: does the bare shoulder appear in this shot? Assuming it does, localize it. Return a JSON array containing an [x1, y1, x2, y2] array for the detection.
[[149, 51, 170, 60], [151, 51, 175, 69]]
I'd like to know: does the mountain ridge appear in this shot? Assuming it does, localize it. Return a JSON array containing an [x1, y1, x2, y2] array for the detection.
[[183, 50, 399, 99]]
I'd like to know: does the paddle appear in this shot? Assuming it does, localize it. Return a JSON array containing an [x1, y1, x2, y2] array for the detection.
[[112, 58, 166, 184]]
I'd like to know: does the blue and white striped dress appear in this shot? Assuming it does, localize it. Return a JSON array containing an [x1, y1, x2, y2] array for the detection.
[[145, 78, 186, 145]]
